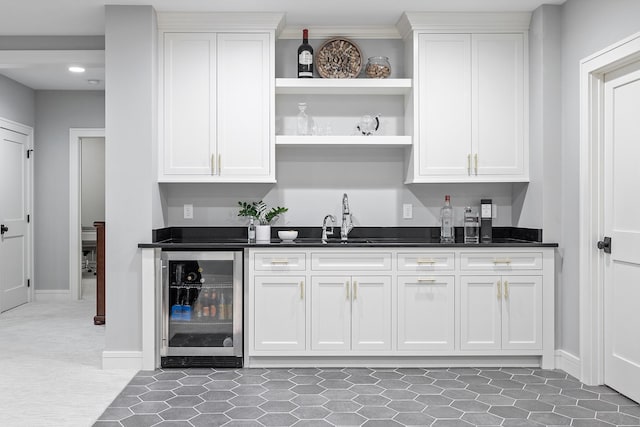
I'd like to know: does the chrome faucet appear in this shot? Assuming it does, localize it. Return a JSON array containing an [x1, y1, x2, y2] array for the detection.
[[341, 193, 354, 241], [321, 214, 336, 244]]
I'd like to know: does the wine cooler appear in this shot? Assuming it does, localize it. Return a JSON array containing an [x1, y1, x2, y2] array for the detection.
[[160, 251, 243, 368]]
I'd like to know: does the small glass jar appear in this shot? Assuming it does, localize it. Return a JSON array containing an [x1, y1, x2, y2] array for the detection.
[[365, 56, 391, 78]]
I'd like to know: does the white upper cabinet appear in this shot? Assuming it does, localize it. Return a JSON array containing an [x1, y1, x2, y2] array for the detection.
[[158, 13, 282, 182], [400, 12, 529, 183]]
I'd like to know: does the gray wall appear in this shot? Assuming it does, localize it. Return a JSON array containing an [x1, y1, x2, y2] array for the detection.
[[81, 137, 105, 227], [557, 0, 640, 358], [0, 74, 35, 127], [105, 5, 158, 352], [34, 91, 104, 291]]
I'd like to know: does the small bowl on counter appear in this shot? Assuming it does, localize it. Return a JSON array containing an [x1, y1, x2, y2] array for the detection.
[[278, 230, 299, 241]]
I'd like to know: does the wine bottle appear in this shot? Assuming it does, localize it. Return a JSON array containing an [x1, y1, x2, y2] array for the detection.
[[440, 195, 455, 243], [298, 29, 313, 78]]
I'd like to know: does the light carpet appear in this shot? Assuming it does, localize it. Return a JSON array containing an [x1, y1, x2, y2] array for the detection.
[[0, 276, 136, 426]]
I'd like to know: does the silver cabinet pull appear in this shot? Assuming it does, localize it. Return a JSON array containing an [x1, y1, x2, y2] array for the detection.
[[417, 278, 437, 283], [416, 258, 436, 265], [218, 153, 222, 174], [493, 258, 512, 265], [504, 281, 509, 298], [270, 259, 289, 264], [467, 154, 472, 175], [300, 281, 304, 299], [497, 280, 502, 298], [474, 153, 478, 175], [346, 281, 350, 299], [211, 154, 216, 175], [353, 281, 358, 300]]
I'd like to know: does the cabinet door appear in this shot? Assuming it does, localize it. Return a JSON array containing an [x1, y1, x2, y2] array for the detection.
[[351, 276, 392, 351], [501, 276, 542, 350], [397, 276, 455, 351], [417, 34, 471, 178], [253, 276, 305, 351], [217, 33, 272, 179], [311, 276, 351, 351], [472, 34, 525, 178], [460, 275, 501, 350], [163, 33, 217, 176]]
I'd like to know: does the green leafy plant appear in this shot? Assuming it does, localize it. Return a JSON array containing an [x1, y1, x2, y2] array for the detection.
[[238, 200, 288, 225]]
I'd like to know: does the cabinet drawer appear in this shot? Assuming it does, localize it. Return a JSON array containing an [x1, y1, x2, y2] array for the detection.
[[397, 252, 455, 271], [254, 252, 306, 271], [311, 252, 392, 271], [460, 252, 543, 271]]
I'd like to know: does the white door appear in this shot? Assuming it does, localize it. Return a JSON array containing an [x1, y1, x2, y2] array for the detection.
[[603, 61, 640, 402], [216, 33, 272, 179], [397, 276, 455, 351], [417, 33, 471, 178], [501, 276, 542, 350], [473, 34, 525, 178], [351, 276, 391, 351], [460, 275, 501, 350], [0, 126, 30, 312], [162, 33, 217, 176], [253, 276, 305, 351], [311, 276, 350, 351]]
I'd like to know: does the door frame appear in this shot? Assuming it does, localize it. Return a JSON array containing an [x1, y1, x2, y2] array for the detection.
[[69, 128, 105, 300], [579, 31, 640, 385], [0, 116, 34, 306]]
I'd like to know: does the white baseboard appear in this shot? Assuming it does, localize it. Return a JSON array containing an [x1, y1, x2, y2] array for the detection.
[[102, 351, 143, 370], [555, 349, 581, 379], [34, 290, 70, 301]]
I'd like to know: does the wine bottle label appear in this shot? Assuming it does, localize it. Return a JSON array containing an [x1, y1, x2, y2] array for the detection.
[[299, 51, 313, 65]]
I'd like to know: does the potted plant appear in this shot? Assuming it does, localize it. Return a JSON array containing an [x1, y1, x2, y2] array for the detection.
[[238, 201, 288, 242]]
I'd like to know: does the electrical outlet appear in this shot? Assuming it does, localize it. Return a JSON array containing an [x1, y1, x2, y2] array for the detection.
[[402, 203, 413, 219], [183, 204, 193, 219]]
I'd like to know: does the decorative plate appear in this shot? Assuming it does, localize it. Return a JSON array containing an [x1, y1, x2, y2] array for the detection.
[[316, 38, 363, 78]]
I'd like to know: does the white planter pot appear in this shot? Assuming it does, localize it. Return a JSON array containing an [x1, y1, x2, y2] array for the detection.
[[255, 225, 271, 243]]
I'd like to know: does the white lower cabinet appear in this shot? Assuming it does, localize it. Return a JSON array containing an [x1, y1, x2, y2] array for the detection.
[[253, 276, 306, 351], [248, 247, 553, 367], [397, 275, 455, 351], [311, 275, 392, 352], [460, 275, 542, 351]]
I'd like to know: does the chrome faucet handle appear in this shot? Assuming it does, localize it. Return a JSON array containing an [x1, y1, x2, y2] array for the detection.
[[322, 214, 336, 243]]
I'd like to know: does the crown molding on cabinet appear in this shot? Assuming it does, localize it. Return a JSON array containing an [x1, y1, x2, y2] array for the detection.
[[157, 12, 285, 35], [279, 26, 401, 40], [396, 12, 532, 39]]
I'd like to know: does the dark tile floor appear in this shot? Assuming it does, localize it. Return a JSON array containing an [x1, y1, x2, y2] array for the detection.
[[94, 367, 640, 427]]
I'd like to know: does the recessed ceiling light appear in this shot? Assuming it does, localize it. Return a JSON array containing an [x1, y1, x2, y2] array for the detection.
[[68, 66, 85, 73]]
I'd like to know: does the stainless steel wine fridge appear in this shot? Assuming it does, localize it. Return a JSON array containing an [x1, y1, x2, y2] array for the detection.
[[160, 251, 243, 368]]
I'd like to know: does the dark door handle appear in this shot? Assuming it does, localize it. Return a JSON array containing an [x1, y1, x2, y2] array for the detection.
[[597, 236, 612, 254], [0, 224, 7, 235]]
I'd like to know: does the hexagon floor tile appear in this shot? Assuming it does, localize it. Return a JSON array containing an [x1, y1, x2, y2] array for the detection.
[[94, 368, 640, 426]]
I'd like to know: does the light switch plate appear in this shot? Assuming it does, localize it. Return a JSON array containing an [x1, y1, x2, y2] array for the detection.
[[402, 203, 413, 219], [183, 204, 193, 219]]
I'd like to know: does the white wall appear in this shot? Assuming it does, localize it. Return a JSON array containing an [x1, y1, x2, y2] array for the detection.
[[81, 137, 105, 227], [558, 0, 640, 357], [0, 74, 34, 127], [164, 147, 515, 228], [105, 5, 158, 354], [34, 91, 104, 291]]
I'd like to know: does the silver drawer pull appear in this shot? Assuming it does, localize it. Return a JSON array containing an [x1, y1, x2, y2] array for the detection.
[[270, 259, 290, 264], [493, 258, 512, 264], [417, 278, 437, 283], [416, 259, 436, 264]]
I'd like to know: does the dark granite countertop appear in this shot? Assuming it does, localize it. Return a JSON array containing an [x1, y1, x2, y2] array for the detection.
[[138, 227, 558, 249]]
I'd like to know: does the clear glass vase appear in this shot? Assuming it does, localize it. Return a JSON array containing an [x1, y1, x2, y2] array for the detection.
[[296, 102, 311, 136]]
